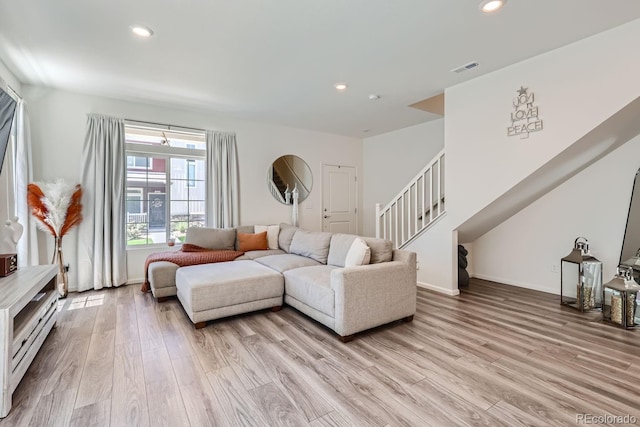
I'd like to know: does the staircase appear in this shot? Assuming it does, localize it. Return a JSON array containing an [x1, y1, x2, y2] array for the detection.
[[272, 168, 287, 195], [376, 149, 445, 248], [268, 166, 287, 204]]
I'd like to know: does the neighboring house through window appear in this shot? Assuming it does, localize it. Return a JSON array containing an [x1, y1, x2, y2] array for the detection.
[[125, 123, 206, 247], [187, 159, 196, 187]]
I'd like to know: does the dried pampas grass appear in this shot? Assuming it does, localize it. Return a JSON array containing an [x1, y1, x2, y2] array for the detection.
[[27, 179, 83, 238]]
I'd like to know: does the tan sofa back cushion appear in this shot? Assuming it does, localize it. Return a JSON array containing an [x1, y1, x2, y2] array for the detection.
[[362, 237, 393, 264], [185, 227, 236, 250], [278, 223, 299, 252]]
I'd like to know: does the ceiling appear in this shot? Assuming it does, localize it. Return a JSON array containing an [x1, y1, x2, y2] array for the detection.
[[1, 1, 639, 138]]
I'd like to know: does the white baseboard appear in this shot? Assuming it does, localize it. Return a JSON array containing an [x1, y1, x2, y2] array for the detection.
[[417, 281, 460, 296], [127, 277, 145, 285], [471, 273, 559, 295]]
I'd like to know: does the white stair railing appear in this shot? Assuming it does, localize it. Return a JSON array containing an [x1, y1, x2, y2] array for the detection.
[[269, 179, 286, 204], [376, 149, 445, 248]]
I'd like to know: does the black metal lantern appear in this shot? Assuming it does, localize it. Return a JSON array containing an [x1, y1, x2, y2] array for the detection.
[[561, 237, 603, 311]]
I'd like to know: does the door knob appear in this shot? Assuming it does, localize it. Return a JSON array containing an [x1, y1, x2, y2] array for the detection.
[[323, 215, 330, 219]]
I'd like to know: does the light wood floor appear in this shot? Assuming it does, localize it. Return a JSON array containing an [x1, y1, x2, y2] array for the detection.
[[3, 279, 640, 426]]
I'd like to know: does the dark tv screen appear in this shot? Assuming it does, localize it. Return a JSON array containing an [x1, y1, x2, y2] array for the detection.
[[0, 87, 18, 176]]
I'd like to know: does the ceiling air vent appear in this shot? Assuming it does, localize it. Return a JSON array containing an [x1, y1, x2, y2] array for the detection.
[[451, 61, 479, 73]]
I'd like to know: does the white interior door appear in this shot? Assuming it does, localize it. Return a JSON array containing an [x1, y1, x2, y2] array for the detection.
[[322, 164, 357, 234]]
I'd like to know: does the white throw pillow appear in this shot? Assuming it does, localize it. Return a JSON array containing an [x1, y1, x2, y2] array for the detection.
[[344, 238, 371, 267], [255, 225, 280, 250]]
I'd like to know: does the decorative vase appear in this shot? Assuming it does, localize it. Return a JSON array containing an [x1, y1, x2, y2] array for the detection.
[[27, 180, 82, 299], [53, 237, 68, 298]]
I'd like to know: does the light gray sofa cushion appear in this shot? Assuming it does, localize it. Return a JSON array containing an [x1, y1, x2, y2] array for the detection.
[[284, 265, 339, 317], [255, 253, 321, 273], [242, 249, 286, 260], [176, 260, 283, 313], [289, 230, 332, 264], [362, 237, 393, 264], [186, 227, 236, 250], [278, 223, 299, 252]]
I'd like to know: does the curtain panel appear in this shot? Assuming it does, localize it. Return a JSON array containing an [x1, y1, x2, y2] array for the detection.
[[77, 114, 127, 291], [14, 100, 39, 267], [206, 131, 239, 228]]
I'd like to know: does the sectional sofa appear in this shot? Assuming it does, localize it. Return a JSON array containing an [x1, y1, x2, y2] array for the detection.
[[147, 223, 417, 341]]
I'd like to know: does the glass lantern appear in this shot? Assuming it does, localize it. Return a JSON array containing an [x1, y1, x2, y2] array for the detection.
[[603, 266, 640, 328], [561, 237, 603, 311]]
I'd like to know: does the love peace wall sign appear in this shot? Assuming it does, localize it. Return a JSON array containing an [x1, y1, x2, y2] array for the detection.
[[507, 86, 544, 139]]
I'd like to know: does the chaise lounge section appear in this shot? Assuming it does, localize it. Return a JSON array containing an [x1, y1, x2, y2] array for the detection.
[[146, 223, 417, 341]]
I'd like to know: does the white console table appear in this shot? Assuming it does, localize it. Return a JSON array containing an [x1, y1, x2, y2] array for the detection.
[[0, 265, 58, 418]]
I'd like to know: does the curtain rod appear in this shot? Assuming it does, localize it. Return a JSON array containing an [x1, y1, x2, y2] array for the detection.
[[0, 77, 22, 102], [6, 85, 21, 101], [124, 118, 207, 134]]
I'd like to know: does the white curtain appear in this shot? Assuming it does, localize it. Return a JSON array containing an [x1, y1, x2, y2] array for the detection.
[[14, 100, 39, 267], [77, 114, 127, 291], [206, 131, 239, 228]]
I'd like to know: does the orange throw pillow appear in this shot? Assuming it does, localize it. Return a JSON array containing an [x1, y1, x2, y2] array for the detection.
[[238, 231, 269, 252]]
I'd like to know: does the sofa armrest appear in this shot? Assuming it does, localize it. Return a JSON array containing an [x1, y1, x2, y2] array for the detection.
[[392, 249, 414, 264], [148, 261, 180, 297], [330, 252, 417, 336]]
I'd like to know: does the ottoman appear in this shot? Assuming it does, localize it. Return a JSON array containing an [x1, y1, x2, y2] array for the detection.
[[176, 260, 284, 328]]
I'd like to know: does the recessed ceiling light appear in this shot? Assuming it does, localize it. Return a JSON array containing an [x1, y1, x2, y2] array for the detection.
[[368, 94, 380, 100], [334, 83, 348, 91], [479, 0, 506, 13], [130, 24, 154, 38]]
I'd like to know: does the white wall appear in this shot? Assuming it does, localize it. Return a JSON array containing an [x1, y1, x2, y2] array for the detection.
[[472, 134, 640, 294], [0, 59, 21, 91], [362, 119, 444, 237], [22, 86, 362, 288], [406, 215, 458, 295], [446, 20, 640, 232], [403, 19, 640, 294]]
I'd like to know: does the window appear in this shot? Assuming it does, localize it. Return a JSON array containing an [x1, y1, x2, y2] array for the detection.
[[125, 123, 206, 247], [127, 155, 152, 169], [187, 160, 196, 187]]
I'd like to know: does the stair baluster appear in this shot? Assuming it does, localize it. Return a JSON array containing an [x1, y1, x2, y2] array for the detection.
[[376, 149, 445, 249]]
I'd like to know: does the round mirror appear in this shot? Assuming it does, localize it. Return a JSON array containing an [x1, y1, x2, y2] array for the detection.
[[267, 155, 312, 205]]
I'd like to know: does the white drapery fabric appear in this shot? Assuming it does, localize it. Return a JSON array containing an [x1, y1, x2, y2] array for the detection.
[[206, 131, 239, 228], [14, 100, 39, 267], [77, 114, 127, 291]]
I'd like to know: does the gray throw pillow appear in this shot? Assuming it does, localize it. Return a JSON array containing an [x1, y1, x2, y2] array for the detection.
[[278, 223, 299, 253], [289, 230, 333, 264], [185, 227, 236, 250], [362, 236, 393, 263]]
